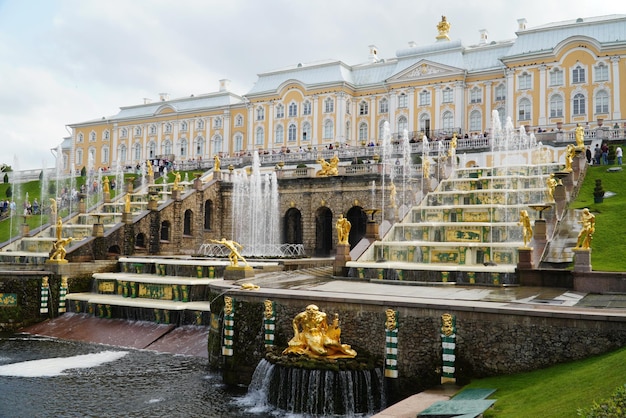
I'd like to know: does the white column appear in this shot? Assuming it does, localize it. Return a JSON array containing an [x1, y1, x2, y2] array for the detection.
[[337, 92, 346, 144], [433, 86, 441, 130], [312, 95, 319, 146], [611, 57, 621, 120], [407, 88, 415, 134], [506, 69, 515, 122], [267, 102, 274, 150], [538, 65, 547, 126], [388, 92, 397, 133], [369, 95, 376, 144], [454, 82, 465, 131], [247, 104, 254, 151], [484, 82, 492, 131], [223, 110, 231, 155]]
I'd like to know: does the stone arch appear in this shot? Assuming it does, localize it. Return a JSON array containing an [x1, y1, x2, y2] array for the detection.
[[184, 209, 193, 236], [315, 206, 333, 256], [283, 207, 303, 244], [107, 245, 121, 258], [204, 199, 213, 230], [346, 206, 367, 249], [160, 220, 171, 241]]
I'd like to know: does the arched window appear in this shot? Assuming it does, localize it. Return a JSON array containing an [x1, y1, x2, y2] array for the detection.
[[359, 101, 369, 115], [255, 127, 264, 145], [550, 68, 564, 86], [275, 104, 284, 119], [378, 120, 387, 139], [398, 93, 408, 108], [234, 134, 243, 152], [164, 123, 172, 134], [442, 111, 453, 130], [470, 87, 482, 103], [214, 117, 222, 129], [256, 106, 265, 121], [163, 140, 172, 155], [323, 119, 334, 139], [288, 102, 298, 117], [180, 121, 188, 132], [149, 124, 157, 135], [147, 141, 156, 159], [324, 98, 334, 113], [595, 90, 609, 114], [379, 98, 388, 113], [195, 137, 205, 156], [213, 135, 223, 154], [358, 122, 368, 142], [133, 142, 141, 161], [594, 63, 609, 82], [469, 110, 482, 131], [518, 72, 532, 90], [102, 146, 109, 164], [196, 119, 205, 130], [518, 98, 531, 121], [550, 95, 563, 118], [398, 115, 408, 134], [573, 93, 586, 116], [302, 122, 311, 141], [235, 114, 243, 127], [76, 149, 83, 166], [183, 209, 193, 236], [419, 90, 431, 106], [275, 125, 284, 143], [572, 65, 586, 84], [118, 145, 126, 164], [179, 138, 188, 158], [160, 221, 171, 241], [288, 124, 297, 142], [303, 101, 312, 115]]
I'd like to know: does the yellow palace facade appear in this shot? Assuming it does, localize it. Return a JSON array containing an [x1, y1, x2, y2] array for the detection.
[[65, 15, 626, 173]]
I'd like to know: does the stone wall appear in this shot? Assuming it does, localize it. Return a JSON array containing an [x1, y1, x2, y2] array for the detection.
[[208, 287, 626, 403]]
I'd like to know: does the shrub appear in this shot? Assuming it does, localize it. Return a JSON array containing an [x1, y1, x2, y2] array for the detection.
[[578, 384, 626, 417]]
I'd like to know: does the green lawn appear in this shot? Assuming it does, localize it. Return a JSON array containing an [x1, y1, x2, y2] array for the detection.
[[463, 345, 626, 417]]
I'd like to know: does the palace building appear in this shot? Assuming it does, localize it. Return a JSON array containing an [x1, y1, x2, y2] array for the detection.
[[63, 14, 626, 173]]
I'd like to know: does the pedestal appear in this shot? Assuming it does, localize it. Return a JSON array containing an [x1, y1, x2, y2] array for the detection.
[[533, 219, 547, 241], [92, 223, 104, 237], [517, 247, 533, 269], [78, 199, 86, 214], [122, 212, 133, 224], [148, 198, 158, 211], [333, 243, 351, 276], [103, 191, 111, 204], [573, 248, 592, 272], [147, 174, 154, 185], [223, 266, 255, 280], [21, 223, 30, 237], [365, 221, 379, 239], [171, 189, 181, 201]]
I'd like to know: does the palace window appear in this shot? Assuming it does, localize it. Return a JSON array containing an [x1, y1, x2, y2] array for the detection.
[[549, 95, 563, 118], [148, 141, 156, 159], [518, 98, 531, 121], [379, 98, 388, 113], [359, 101, 369, 116], [358, 122, 368, 142], [594, 63, 609, 82], [102, 146, 109, 164], [288, 124, 297, 142], [573, 93, 586, 115], [195, 137, 205, 155], [120, 128, 128, 138], [572, 66, 586, 84], [149, 124, 157, 135], [103, 130, 110, 141], [179, 138, 187, 158], [303, 101, 312, 115], [164, 123, 172, 134], [323, 119, 334, 139], [234, 134, 243, 152], [235, 115, 243, 127], [76, 149, 83, 165], [495, 84, 506, 101], [197, 119, 205, 130], [256, 106, 265, 121], [89, 131, 96, 142], [180, 121, 187, 132], [135, 126, 142, 136], [288, 102, 298, 117], [549, 68, 564, 86], [302, 122, 311, 141], [255, 127, 264, 145], [378, 120, 387, 139], [397, 115, 408, 134], [214, 117, 222, 129], [133, 142, 142, 161], [213, 135, 223, 154], [275, 125, 284, 143], [324, 98, 334, 113], [469, 110, 482, 131], [77, 133, 84, 143], [398, 93, 408, 108], [276, 104, 284, 119], [518, 72, 532, 90], [470, 87, 482, 104], [419, 90, 431, 106], [163, 140, 172, 155], [442, 111, 453, 130], [595, 90, 609, 114], [442, 87, 453, 103]]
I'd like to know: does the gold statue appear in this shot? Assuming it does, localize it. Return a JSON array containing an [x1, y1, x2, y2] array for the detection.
[[49, 198, 57, 216], [49, 237, 74, 261], [124, 194, 131, 213], [518, 210, 533, 247], [55, 216, 63, 241], [448, 133, 457, 158], [211, 238, 249, 267], [103, 176, 110, 194], [389, 183, 397, 209], [441, 313, 454, 337], [282, 304, 357, 359], [546, 173, 558, 202], [564, 144, 576, 172], [423, 158, 431, 178], [147, 160, 154, 177], [240, 283, 259, 290], [264, 300, 274, 319], [316, 156, 339, 176], [436, 15, 451, 41], [575, 208, 595, 249], [214, 155, 221, 172], [575, 123, 585, 150], [224, 296, 233, 315], [173, 171, 182, 190], [336, 214, 351, 245]]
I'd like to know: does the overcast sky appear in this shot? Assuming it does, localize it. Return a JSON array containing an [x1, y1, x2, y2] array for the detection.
[[0, 0, 621, 170]]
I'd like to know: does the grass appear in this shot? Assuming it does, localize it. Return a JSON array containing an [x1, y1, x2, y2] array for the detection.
[[463, 345, 626, 417], [569, 164, 626, 271]]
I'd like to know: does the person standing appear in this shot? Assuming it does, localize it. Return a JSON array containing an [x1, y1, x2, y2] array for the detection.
[[593, 144, 602, 165], [585, 146, 592, 164], [616, 146, 623, 165]]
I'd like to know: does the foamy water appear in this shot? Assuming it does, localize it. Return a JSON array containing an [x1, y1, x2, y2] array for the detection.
[[0, 350, 128, 377]]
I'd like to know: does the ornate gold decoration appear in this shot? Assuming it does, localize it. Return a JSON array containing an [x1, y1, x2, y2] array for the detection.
[[282, 304, 357, 359], [564, 144, 576, 172], [224, 296, 233, 315], [546, 173, 558, 202], [436, 16, 451, 41], [264, 300, 274, 319], [441, 313, 454, 336], [316, 155, 339, 176], [518, 210, 533, 247], [210, 238, 249, 267], [575, 123, 585, 150], [575, 208, 595, 249], [49, 237, 74, 261], [336, 214, 351, 245], [385, 308, 397, 331], [240, 283, 259, 290]]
